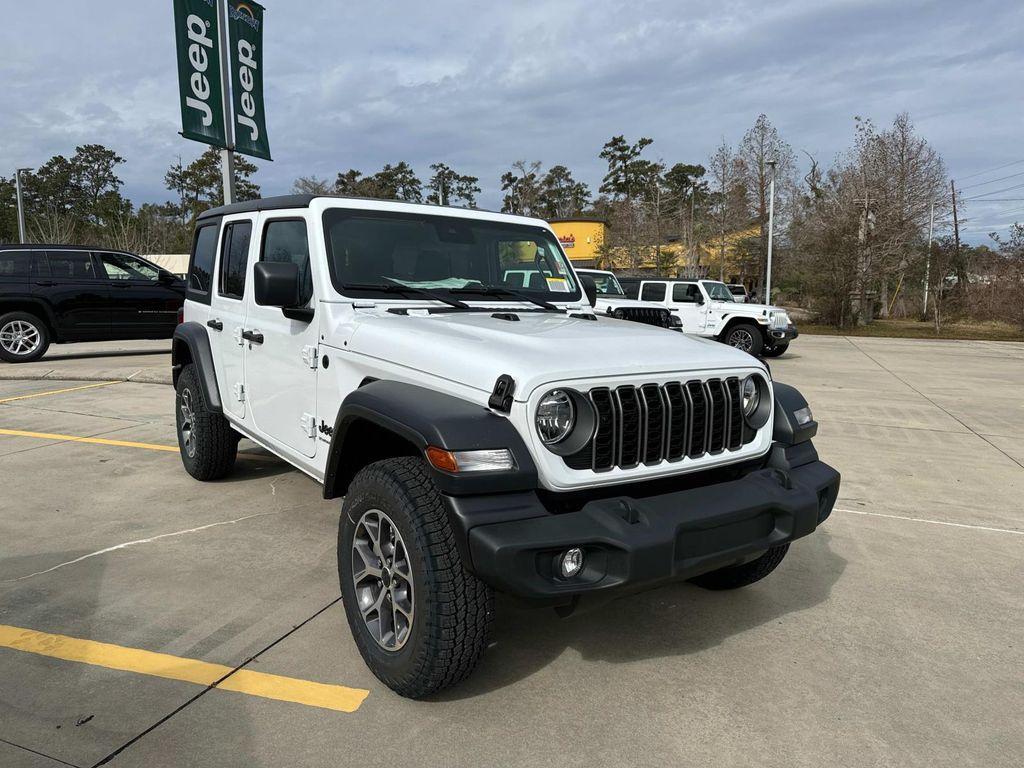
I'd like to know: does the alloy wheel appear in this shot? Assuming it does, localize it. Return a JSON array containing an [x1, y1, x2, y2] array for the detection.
[[728, 328, 754, 352], [0, 320, 41, 357], [351, 508, 415, 651], [179, 389, 197, 458]]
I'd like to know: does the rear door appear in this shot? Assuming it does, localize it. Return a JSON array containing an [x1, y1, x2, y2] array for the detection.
[[244, 215, 319, 458], [95, 251, 182, 338], [42, 250, 110, 339], [209, 217, 254, 420]]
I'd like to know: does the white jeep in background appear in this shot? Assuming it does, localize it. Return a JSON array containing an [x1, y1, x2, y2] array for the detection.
[[171, 194, 837, 698], [574, 268, 682, 330], [638, 278, 798, 357]]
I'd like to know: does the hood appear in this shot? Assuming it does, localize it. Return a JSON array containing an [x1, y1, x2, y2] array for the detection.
[[717, 300, 787, 317], [594, 296, 663, 311], [347, 307, 762, 398]]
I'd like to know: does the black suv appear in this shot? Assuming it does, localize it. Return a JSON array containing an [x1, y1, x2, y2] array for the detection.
[[0, 244, 186, 363]]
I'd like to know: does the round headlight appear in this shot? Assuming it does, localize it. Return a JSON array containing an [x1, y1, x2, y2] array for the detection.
[[741, 374, 771, 429], [536, 389, 575, 444], [741, 375, 760, 417]]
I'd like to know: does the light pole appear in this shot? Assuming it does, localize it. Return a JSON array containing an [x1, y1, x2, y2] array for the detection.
[[764, 159, 777, 304], [922, 201, 934, 317], [15, 168, 32, 244]]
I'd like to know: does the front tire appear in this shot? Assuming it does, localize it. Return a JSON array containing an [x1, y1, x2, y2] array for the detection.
[[0, 311, 50, 363], [723, 322, 764, 357], [338, 457, 494, 698], [761, 341, 789, 358], [690, 544, 789, 590], [175, 364, 238, 480]]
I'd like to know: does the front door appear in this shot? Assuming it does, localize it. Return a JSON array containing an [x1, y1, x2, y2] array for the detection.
[[209, 218, 254, 420], [244, 216, 319, 458], [669, 283, 707, 333], [95, 251, 182, 338]]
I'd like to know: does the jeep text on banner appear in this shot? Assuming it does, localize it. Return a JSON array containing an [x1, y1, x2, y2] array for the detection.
[[173, 0, 228, 148], [227, 1, 272, 160]]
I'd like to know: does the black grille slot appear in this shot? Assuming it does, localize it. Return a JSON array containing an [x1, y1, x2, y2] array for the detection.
[[617, 307, 671, 328], [706, 379, 727, 454], [726, 378, 743, 450], [560, 376, 760, 471], [590, 388, 616, 471], [640, 384, 665, 464], [615, 386, 642, 468], [686, 381, 708, 457]]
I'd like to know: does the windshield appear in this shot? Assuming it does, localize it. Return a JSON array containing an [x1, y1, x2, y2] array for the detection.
[[701, 281, 735, 302], [582, 272, 625, 296], [728, 285, 746, 296], [323, 209, 580, 302]]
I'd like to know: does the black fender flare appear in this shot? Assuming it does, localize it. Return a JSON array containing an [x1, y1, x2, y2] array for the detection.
[[772, 382, 817, 445], [171, 322, 222, 413], [323, 380, 538, 499]]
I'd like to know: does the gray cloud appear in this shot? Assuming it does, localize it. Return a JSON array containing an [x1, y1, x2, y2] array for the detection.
[[2, 0, 1021, 242]]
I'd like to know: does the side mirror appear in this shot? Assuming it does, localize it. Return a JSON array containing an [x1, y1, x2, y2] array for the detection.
[[254, 261, 300, 307], [580, 275, 597, 308], [158, 270, 175, 284], [695, 293, 705, 305]]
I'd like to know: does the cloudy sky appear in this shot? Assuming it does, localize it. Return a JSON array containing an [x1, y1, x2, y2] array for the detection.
[[2, 0, 1022, 242]]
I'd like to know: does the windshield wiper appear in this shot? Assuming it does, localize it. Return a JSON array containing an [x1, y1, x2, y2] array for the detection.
[[340, 282, 469, 310], [450, 285, 563, 312]]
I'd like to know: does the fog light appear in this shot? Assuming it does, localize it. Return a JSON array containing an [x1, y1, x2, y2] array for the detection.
[[559, 547, 585, 578], [794, 406, 813, 426]]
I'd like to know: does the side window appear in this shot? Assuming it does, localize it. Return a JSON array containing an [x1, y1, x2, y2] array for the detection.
[[641, 282, 666, 302], [98, 252, 159, 281], [673, 283, 699, 303], [0, 250, 33, 279], [188, 223, 220, 302], [46, 251, 98, 280], [261, 219, 313, 304], [219, 221, 253, 300]]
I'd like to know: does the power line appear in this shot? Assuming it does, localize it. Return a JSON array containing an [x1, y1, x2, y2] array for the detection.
[[957, 170, 1024, 191], [956, 158, 1024, 182], [962, 182, 1024, 201]]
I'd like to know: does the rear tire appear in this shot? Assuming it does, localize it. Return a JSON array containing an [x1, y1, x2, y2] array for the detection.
[[0, 311, 50, 363], [723, 322, 764, 357], [690, 544, 789, 590], [338, 457, 494, 698], [761, 341, 789, 358], [175, 364, 237, 480]]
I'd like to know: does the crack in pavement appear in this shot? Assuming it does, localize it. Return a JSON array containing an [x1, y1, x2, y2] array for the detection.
[[844, 337, 1024, 471], [3, 512, 281, 583], [0, 736, 82, 768]]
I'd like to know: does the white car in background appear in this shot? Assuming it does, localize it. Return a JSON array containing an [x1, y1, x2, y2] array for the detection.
[[638, 278, 798, 357], [574, 268, 681, 330]]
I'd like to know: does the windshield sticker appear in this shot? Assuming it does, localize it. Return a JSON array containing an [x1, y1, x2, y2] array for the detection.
[[546, 276, 570, 292]]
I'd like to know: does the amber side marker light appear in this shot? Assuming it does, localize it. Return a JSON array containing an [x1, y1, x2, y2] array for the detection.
[[425, 447, 516, 473]]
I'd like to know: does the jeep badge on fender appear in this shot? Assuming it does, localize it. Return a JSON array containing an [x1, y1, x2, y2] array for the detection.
[[171, 194, 840, 699]]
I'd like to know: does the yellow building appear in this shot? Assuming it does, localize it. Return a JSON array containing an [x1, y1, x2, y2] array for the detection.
[[549, 219, 607, 267]]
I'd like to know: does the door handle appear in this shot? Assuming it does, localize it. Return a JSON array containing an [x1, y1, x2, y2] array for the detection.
[[207, 319, 224, 331], [241, 329, 264, 344]]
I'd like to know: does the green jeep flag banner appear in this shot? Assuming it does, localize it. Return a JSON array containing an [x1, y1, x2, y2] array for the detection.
[[227, 1, 272, 160], [173, 0, 228, 148]]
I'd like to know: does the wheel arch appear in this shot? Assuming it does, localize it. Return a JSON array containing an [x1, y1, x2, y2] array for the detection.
[[0, 299, 60, 341], [172, 321, 222, 413], [323, 380, 538, 500], [716, 315, 769, 341]]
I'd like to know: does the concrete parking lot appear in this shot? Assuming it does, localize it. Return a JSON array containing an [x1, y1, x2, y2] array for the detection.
[[1, 335, 1021, 768]]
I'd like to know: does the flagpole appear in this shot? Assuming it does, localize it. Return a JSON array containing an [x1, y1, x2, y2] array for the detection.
[[216, 0, 236, 204]]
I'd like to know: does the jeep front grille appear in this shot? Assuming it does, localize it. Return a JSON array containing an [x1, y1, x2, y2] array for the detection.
[[616, 307, 671, 328], [564, 377, 757, 472]]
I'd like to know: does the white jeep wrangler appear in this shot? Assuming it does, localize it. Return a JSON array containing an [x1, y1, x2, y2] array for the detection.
[[172, 195, 838, 698], [574, 268, 682, 330], [639, 278, 799, 357]]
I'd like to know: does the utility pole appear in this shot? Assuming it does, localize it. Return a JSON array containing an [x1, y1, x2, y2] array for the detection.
[[688, 188, 696, 270], [15, 168, 32, 244], [922, 201, 934, 316], [950, 179, 962, 290], [764, 159, 777, 304], [216, 0, 236, 205]]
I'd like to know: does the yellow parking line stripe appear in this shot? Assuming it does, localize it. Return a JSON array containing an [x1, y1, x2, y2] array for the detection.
[[0, 380, 122, 403], [0, 625, 369, 713], [0, 428, 178, 453]]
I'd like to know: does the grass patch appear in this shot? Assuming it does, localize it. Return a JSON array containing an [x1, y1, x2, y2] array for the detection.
[[800, 319, 1024, 342]]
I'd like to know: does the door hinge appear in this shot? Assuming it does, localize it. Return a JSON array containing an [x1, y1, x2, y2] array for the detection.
[[300, 413, 317, 438], [234, 383, 246, 402], [301, 345, 318, 369], [233, 326, 245, 346]]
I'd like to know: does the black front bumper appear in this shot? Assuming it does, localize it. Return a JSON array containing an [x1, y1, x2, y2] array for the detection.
[[769, 323, 799, 342], [445, 451, 838, 602]]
